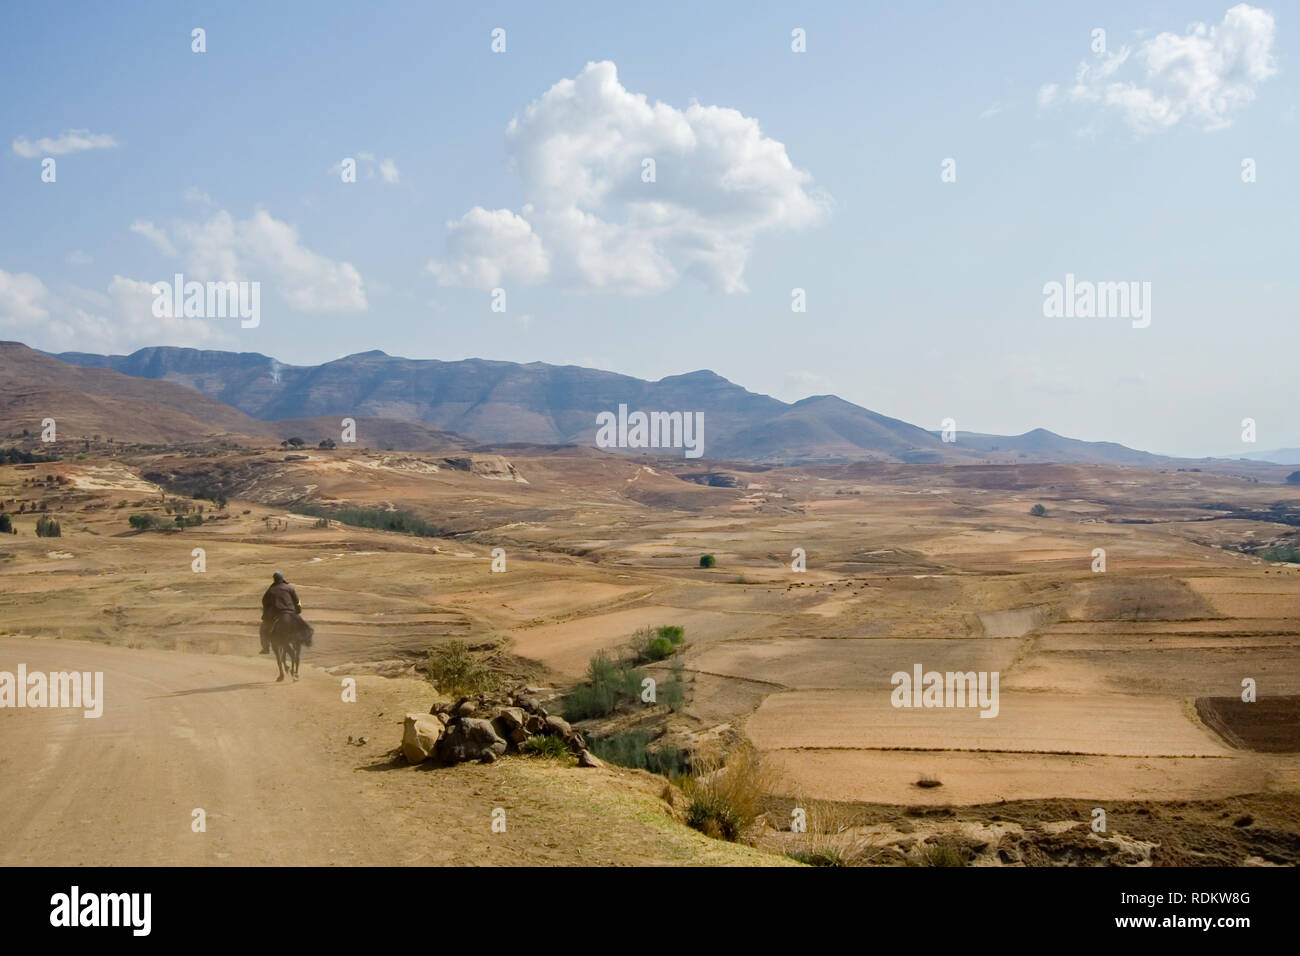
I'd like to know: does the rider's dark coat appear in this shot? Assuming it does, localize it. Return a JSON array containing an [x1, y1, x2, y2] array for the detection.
[[262, 581, 301, 620]]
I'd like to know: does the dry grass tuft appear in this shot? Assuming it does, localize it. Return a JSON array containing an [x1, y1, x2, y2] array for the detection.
[[682, 745, 783, 842]]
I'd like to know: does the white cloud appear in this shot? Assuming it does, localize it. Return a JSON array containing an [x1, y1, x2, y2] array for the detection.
[[130, 220, 178, 257], [11, 129, 119, 158], [0, 267, 231, 352], [132, 209, 367, 312], [428, 60, 829, 295], [1042, 4, 1278, 134], [0, 269, 50, 323], [426, 207, 549, 288]]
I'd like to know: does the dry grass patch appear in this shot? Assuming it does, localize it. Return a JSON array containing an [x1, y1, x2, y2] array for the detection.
[[682, 745, 784, 842]]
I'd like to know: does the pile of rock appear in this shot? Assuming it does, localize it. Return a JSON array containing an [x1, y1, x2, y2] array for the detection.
[[401, 687, 603, 767]]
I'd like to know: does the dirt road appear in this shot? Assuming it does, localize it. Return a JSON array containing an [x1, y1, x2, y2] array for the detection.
[[0, 636, 444, 865]]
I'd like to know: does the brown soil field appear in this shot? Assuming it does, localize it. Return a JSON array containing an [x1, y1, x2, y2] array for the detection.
[[1197, 696, 1300, 753]]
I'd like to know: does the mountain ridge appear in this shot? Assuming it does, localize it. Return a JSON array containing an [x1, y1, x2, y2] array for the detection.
[[17, 342, 1272, 467]]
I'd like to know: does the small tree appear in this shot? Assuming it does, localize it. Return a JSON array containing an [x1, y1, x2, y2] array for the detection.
[[700, 553, 717, 568], [0, 514, 11, 533], [35, 516, 61, 537], [318, 438, 336, 450], [1029, 503, 1047, 517]]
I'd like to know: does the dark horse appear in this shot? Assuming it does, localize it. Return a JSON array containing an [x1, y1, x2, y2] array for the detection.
[[266, 612, 314, 682]]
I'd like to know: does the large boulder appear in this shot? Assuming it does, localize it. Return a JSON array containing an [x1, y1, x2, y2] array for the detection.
[[544, 715, 572, 738], [515, 694, 548, 716], [495, 706, 527, 731], [491, 708, 530, 750], [401, 713, 445, 764], [437, 717, 508, 764]]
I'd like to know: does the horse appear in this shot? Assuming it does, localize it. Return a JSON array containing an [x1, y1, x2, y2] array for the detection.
[[266, 612, 313, 682]]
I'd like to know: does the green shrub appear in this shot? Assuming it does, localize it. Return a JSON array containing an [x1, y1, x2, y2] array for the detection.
[[657, 625, 685, 645], [588, 730, 689, 776], [628, 625, 685, 664], [521, 735, 570, 759], [699, 553, 716, 568], [562, 651, 645, 721], [1029, 503, 1047, 517], [1259, 544, 1300, 563], [0, 514, 11, 533], [562, 682, 619, 721], [585, 649, 619, 686], [296, 504, 443, 537], [0, 447, 55, 464], [660, 660, 686, 713], [34, 516, 61, 537], [628, 628, 673, 663]]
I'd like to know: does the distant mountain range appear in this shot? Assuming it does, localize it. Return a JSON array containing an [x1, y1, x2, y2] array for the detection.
[[1223, 448, 1300, 466], [0, 341, 1287, 469]]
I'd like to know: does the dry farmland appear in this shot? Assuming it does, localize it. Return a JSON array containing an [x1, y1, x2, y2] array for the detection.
[[2, 447, 1298, 864]]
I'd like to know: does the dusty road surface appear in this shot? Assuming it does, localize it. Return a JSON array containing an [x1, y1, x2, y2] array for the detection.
[[0, 635, 442, 865], [0, 636, 781, 867]]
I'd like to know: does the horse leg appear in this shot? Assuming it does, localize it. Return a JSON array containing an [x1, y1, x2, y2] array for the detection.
[[290, 643, 300, 680], [274, 644, 286, 682]]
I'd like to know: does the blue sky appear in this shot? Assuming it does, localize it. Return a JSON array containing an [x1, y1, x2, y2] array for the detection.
[[1, 1, 1295, 457]]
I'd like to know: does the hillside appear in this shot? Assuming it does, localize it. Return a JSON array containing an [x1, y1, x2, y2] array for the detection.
[[1, 341, 272, 443]]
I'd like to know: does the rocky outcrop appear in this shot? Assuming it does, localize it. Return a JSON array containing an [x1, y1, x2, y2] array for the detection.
[[401, 686, 591, 766], [440, 455, 526, 483], [436, 718, 507, 764]]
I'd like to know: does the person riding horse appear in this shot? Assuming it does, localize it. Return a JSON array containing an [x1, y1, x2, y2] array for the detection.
[[260, 571, 302, 654]]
